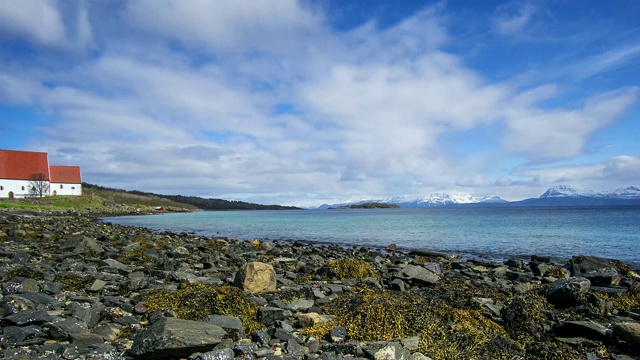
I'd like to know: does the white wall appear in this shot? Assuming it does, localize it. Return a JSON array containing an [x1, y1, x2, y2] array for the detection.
[[50, 183, 82, 196], [0, 179, 37, 198]]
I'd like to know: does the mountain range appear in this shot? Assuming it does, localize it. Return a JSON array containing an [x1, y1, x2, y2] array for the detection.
[[315, 185, 640, 209]]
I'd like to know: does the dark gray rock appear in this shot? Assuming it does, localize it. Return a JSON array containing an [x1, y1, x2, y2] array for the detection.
[[189, 347, 235, 360], [206, 315, 245, 340], [547, 277, 591, 309], [569, 256, 615, 276], [4, 309, 55, 325], [130, 317, 227, 358], [397, 264, 440, 286], [329, 327, 347, 343], [3, 325, 48, 346], [583, 269, 620, 286], [553, 320, 609, 341], [506, 270, 533, 283], [612, 322, 640, 347], [258, 306, 285, 326]]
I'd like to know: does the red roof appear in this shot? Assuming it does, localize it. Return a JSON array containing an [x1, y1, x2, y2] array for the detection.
[[0, 150, 50, 181], [50, 166, 82, 184]]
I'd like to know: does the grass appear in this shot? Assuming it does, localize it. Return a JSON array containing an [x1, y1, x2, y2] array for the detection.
[[0, 184, 196, 214]]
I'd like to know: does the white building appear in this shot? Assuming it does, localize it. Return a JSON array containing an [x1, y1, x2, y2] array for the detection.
[[0, 149, 82, 198]]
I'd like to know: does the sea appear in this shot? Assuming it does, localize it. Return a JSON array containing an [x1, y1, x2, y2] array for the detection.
[[103, 206, 640, 266]]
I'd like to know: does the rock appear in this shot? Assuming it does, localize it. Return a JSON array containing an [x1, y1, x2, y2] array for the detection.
[[506, 270, 533, 283], [44, 318, 89, 340], [130, 317, 227, 358], [369, 342, 411, 360], [583, 268, 620, 286], [190, 348, 235, 360], [569, 256, 615, 276], [4, 309, 54, 325], [287, 298, 315, 311], [296, 312, 333, 327], [613, 322, 640, 346], [233, 261, 276, 294], [329, 327, 347, 343], [59, 235, 104, 254], [554, 320, 609, 341], [397, 264, 440, 286], [547, 277, 591, 308], [258, 306, 285, 326], [206, 315, 245, 340]]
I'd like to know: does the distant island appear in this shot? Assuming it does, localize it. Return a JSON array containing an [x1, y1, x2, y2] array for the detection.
[[330, 202, 401, 209]]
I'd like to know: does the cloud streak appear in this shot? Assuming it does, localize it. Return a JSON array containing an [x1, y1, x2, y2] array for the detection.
[[0, 1, 638, 206]]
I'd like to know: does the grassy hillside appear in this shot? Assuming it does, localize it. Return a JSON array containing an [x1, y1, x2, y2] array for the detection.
[[0, 183, 299, 214]]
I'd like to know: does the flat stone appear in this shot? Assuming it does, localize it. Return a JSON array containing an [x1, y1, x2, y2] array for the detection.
[[397, 265, 440, 286], [4, 309, 55, 325], [130, 317, 227, 358], [287, 298, 315, 311], [554, 320, 608, 341], [206, 315, 245, 340], [45, 318, 89, 340]]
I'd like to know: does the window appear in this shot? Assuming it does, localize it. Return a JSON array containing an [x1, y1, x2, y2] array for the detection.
[[21, 186, 25, 191], [60, 184, 63, 189], [71, 186, 76, 190], [0, 186, 3, 190]]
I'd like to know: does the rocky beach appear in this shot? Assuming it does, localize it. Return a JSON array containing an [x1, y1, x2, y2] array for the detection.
[[1, 210, 639, 359]]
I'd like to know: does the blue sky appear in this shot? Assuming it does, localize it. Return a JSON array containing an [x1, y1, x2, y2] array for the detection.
[[1, 0, 639, 206]]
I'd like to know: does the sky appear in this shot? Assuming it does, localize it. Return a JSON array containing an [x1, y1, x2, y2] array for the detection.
[[1, 0, 639, 207]]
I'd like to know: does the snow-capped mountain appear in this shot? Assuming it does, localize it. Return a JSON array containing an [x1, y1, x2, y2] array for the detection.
[[540, 185, 640, 199], [515, 185, 640, 206], [315, 191, 507, 209]]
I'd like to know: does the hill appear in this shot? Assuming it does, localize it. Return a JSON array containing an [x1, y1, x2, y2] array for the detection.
[[0, 183, 300, 215]]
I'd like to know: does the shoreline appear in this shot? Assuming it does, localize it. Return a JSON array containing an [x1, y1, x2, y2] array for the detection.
[[1, 211, 639, 359]]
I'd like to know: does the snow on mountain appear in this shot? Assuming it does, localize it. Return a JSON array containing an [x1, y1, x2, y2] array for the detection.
[[540, 185, 640, 199], [315, 191, 507, 209]]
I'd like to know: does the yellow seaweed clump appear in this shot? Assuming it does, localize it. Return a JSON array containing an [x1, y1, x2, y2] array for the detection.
[[324, 258, 380, 280], [543, 266, 569, 279], [143, 283, 262, 333], [304, 289, 520, 359]]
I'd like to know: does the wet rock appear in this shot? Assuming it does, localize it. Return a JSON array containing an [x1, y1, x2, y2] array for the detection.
[[613, 322, 640, 347], [130, 317, 227, 358], [547, 277, 591, 308], [3, 325, 48, 346], [234, 261, 276, 294]]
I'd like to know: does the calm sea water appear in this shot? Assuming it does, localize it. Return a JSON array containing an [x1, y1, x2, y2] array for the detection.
[[103, 206, 640, 265]]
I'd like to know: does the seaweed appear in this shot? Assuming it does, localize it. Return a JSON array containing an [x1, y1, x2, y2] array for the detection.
[[143, 283, 262, 334]]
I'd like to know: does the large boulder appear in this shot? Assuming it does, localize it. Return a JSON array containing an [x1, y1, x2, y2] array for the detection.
[[613, 322, 640, 347], [130, 317, 226, 358], [546, 277, 591, 308], [233, 261, 276, 294]]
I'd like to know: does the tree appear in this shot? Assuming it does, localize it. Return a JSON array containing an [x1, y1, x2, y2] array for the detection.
[[29, 173, 50, 198]]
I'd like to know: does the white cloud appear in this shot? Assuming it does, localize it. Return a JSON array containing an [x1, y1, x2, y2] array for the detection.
[[1, 2, 638, 205], [0, 0, 66, 45], [515, 156, 640, 186], [123, 0, 324, 55], [493, 1, 537, 36], [502, 88, 638, 161]]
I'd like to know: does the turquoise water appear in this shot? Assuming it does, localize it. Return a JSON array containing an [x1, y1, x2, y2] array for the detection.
[[103, 206, 640, 264]]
